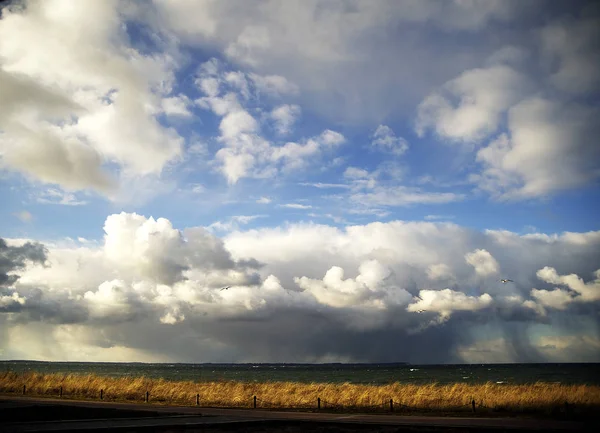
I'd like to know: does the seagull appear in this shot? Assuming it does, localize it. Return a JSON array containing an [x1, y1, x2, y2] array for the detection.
[[416, 309, 426, 313], [500, 279, 513, 284], [220, 286, 231, 291]]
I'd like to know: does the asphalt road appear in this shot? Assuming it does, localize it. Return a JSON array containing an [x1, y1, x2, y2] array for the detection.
[[0, 395, 594, 432]]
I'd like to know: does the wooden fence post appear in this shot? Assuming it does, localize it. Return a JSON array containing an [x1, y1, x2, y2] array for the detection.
[[472, 398, 476, 413], [100, 389, 103, 400], [253, 395, 257, 409], [196, 393, 200, 406], [59, 386, 63, 398], [22, 385, 25, 395], [145, 391, 149, 403], [390, 399, 394, 412], [317, 397, 321, 410]]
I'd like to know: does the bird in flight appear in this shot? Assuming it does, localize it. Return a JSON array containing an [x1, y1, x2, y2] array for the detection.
[[220, 286, 231, 291], [500, 279, 513, 283], [416, 309, 426, 313]]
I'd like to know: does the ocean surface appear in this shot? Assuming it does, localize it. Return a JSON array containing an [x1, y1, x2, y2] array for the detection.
[[2, 361, 599, 385]]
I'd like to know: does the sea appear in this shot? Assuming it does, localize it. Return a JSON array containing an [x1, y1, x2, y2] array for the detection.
[[2, 361, 599, 386]]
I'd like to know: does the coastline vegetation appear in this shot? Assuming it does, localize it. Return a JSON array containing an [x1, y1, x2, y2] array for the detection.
[[1, 371, 599, 416]]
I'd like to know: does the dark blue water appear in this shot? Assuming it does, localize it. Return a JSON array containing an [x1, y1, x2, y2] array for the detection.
[[1, 361, 599, 385]]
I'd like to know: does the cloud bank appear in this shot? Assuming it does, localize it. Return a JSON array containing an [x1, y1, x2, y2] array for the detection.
[[1, 214, 599, 363]]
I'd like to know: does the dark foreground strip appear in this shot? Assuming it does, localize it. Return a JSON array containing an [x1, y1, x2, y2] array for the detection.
[[0, 395, 593, 433]]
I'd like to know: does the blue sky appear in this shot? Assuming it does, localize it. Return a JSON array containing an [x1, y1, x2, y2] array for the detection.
[[0, 0, 599, 363]]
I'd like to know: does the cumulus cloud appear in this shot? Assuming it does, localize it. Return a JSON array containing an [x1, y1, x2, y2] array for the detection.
[[407, 288, 493, 321], [195, 59, 344, 183], [532, 266, 600, 309], [472, 97, 600, 200], [270, 129, 345, 172], [1, 216, 600, 362], [0, 0, 184, 196], [0, 238, 47, 313], [530, 287, 574, 310], [465, 249, 499, 277], [161, 94, 193, 117], [271, 104, 301, 135], [415, 65, 530, 142], [295, 260, 409, 310], [0, 238, 47, 287]]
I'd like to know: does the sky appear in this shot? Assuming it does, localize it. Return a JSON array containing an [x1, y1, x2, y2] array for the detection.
[[0, 0, 599, 364]]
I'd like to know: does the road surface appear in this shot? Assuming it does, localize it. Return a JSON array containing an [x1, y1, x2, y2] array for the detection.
[[0, 395, 594, 432]]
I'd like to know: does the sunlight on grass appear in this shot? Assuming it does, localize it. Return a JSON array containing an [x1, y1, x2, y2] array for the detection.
[[1, 371, 598, 414]]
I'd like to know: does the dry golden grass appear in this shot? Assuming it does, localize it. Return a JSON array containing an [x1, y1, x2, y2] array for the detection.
[[1, 371, 599, 415]]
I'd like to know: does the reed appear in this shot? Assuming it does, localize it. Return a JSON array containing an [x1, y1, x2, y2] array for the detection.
[[1, 371, 599, 415]]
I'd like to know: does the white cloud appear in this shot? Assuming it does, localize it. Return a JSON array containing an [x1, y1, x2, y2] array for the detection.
[[3, 215, 600, 362], [371, 125, 408, 155], [84, 280, 133, 320], [0, 0, 183, 194], [530, 287, 573, 310], [256, 196, 272, 204], [0, 291, 27, 309], [407, 288, 493, 320], [473, 97, 600, 200], [271, 104, 301, 135], [223, 71, 250, 99], [219, 109, 259, 139], [279, 203, 312, 210], [344, 167, 370, 180], [195, 59, 343, 183], [426, 263, 454, 281], [295, 260, 409, 310], [270, 129, 345, 172], [161, 94, 192, 117], [465, 249, 499, 277], [535, 266, 600, 303], [415, 65, 530, 142]]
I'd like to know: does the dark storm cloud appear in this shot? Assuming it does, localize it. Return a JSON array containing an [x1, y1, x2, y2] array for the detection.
[[0, 238, 47, 287], [2, 218, 600, 363]]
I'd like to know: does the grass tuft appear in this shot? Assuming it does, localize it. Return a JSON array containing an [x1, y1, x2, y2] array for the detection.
[[1, 371, 599, 416]]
